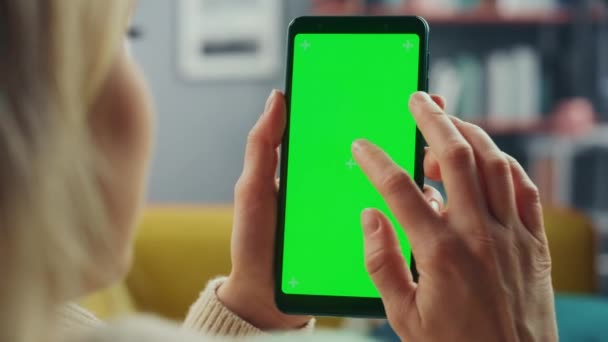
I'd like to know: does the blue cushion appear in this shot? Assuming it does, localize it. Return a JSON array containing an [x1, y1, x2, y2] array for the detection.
[[555, 294, 608, 342], [370, 295, 608, 342]]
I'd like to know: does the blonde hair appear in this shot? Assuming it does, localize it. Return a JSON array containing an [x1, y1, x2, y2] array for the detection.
[[0, 1, 131, 341]]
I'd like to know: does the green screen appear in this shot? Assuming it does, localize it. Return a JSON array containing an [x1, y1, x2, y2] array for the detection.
[[282, 33, 421, 298]]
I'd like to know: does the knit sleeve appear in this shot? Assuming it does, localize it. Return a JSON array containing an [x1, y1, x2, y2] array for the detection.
[[182, 277, 315, 337], [56, 303, 103, 339]]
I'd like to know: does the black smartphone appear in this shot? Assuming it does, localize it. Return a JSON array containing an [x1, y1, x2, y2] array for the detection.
[[275, 16, 429, 317]]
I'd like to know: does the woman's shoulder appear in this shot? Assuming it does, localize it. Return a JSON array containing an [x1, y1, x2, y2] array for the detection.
[[75, 315, 376, 342]]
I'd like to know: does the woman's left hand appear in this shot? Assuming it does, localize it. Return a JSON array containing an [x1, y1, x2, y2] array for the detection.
[[216, 90, 311, 331]]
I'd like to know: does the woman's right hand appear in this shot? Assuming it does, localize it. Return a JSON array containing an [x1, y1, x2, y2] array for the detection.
[[352, 92, 558, 341]]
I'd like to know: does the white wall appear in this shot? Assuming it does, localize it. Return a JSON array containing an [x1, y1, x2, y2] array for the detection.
[[131, 0, 310, 203]]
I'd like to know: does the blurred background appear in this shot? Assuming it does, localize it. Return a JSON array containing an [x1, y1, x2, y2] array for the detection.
[[85, 0, 608, 341]]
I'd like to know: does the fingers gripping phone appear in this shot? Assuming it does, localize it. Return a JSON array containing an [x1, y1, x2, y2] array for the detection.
[[275, 16, 429, 317]]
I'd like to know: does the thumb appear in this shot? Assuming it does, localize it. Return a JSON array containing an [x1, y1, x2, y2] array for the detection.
[[240, 90, 285, 181], [362, 209, 416, 314]]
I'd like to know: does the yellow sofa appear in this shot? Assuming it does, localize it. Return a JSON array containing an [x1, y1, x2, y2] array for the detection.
[[81, 206, 343, 327], [82, 206, 234, 321], [543, 207, 596, 293], [81, 205, 597, 324]]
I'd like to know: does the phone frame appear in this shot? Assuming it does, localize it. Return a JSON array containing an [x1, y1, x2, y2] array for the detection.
[[275, 16, 429, 318]]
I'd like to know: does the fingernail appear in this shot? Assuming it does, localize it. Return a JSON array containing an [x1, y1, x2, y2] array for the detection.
[[429, 200, 440, 212], [352, 139, 369, 153], [362, 209, 381, 235], [265, 89, 278, 112], [450, 115, 463, 123], [410, 91, 442, 113]]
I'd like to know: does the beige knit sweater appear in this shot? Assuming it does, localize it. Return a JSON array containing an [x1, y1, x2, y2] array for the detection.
[[59, 277, 375, 342]]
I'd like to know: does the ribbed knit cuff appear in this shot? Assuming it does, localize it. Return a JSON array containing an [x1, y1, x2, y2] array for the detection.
[[56, 303, 103, 340], [183, 277, 315, 337], [183, 277, 265, 337]]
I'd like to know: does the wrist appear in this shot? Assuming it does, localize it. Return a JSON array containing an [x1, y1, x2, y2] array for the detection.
[[217, 277, 312, 331]]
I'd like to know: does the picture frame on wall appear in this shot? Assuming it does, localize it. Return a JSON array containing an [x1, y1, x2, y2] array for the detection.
[[176, 0, 283, 82]]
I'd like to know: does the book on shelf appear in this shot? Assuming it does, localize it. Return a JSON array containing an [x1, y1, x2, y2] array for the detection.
[[429, 59, 463, 116], [572, 147, 608, 212], [511, 46, 542, 121], [455, 54, 485, 121], [496, 0, 559, 13], [486, 50, 513, 121], [429, 45, 542, 125], [487, 46, 542, 122]]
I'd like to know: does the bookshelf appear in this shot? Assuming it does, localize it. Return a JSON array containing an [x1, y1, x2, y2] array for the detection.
[[313, 1, 607, 133], [311, 1, 608, 23], [310, 1, 608, 263], [311, 0, 608, 294], [308, 5, 606, 138], [318, 7, 575, 25]]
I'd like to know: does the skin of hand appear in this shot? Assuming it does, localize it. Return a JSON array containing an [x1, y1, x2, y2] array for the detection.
[[353, 92, 558, 342], [217, 90, 444, 331]]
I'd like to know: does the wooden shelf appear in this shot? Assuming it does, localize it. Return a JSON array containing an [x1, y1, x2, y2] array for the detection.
[[418, 12, 572, 25], [312, 2, 592, 26], [469, 118, 549, 134], [365, 7, 573, 25]]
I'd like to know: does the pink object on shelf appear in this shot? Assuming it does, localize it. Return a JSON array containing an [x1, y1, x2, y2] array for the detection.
[[312, 0, 363, 15], [550, 98, 597, 137], [401, 0, 459, 17]]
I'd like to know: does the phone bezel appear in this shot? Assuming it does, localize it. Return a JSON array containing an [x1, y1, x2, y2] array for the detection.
[[275, 16, 429, 318]]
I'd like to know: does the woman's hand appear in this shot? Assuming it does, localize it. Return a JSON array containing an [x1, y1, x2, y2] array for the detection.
[[218, 90, 444, 331], [217, 90, 309, 331], [353, 92, 558, 341]]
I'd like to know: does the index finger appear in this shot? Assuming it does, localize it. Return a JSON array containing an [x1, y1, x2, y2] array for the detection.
[[352, 139, 440, 248], [409, 92, 485, 215]]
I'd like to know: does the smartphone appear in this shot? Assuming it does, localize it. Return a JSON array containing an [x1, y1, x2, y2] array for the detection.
[[275, 16, 429, 317]]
